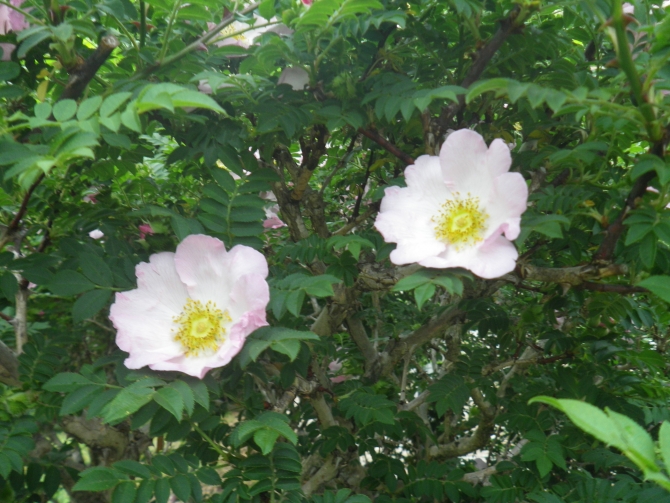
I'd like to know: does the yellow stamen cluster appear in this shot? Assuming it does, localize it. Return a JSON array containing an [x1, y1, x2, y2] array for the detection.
[[173, 299, 231, 357], [219, 24, 247, 41], [432, 193, 488, 249]]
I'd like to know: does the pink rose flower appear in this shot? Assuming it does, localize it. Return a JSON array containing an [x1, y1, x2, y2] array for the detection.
[[278, 67, 309, 91], [139, 224, 154, 239], [88, 229, 104, 240], [302, 0, 313, 5], [110, 234, 270, 378], [0, 0, 28, 35], [206, 17, 293, 52], [374, 129, 528, 279], [263, 205, 285, 229], [0, 43, 15, 61]]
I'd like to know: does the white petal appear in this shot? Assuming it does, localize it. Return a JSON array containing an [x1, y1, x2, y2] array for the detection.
[[485, 138, 513, 177], [439, 130, 490, 189], [483, 172, 528, 241], [135, 252, 189, 312], [419, 235, 518, 279], [375, 158, 450, 264]]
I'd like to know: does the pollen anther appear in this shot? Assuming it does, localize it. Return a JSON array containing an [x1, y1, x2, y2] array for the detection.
[[173, 299, 231, 356], [432, 193, 488, 249]]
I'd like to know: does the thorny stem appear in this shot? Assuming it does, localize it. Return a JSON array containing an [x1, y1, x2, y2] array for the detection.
[[357, 128, 414, 166], [158, 0, 183, 63], [611, 0, 660, 140], [133, 2, 260, 80], [192, 423, 229, 460], [139, 0, 147, 48]]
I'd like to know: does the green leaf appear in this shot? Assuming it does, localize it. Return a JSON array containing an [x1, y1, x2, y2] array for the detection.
[[48, 270, 95, 296], [72, 289, 112, 323], [169, 380, 195, 416], [465, 78, 511, 104], [638, 276, 670, 303], [196, 467, 222, 486], [72, 467, 126, 492], [414, 282, 435, 310], [60, 385, 100, 415], [51, 23, 73, 42], [256, 412, 298, 445], [52, 100, 77, 121], [606, 408, 658, 473], [153, 387, 184, 421], [232, 419, 264, 446], [393, 270, 432, 291], [428, 375, 470, 416], [184, 377, 209, 410], [529, 397, 620, 448], [100, 92, 132, 117], [0, 62, 20, 81], [170, 474, 191, 502], [77, 96, 103, 121], [152, 455, 175, 476], [259, 0, 275, 20], [18, 30, 51, 59], [171, 90, 225, 113], [237, 327, 319, 367], [101, 379, 158, 423], [121, 104, 142, 132], [113, 460, 152, 479], [44, 372, 95, 392], [112, 481, 137, 503], [660, 422, 670, 476], [154, 478, 170, 503], [136, 479, 155, 503], [254, 428, 280, 455], [79, 253, 113, 287], [0, 272, 18, 300]]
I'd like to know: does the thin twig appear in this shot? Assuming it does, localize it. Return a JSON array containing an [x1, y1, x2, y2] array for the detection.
[[0, 173, 46, 251], [436, 8, 525, 137], [332, 207, 375, 236], [357, 128, 414, 166], [319, 134, 359, 196], [60, 35, 120, 100], [132, 2, 260, 80]]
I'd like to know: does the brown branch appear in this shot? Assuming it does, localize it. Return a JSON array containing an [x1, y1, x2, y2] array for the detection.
[[346, 315, 379, 370], [357, 128, 414, 166], [0, 173, 46, 251], [365, 306, 463, 382], [333, 207, 375, 236], [319, 134, 359, 196], [61, 416, 128, 462], [292, 125, 329, 201], [60, 35, 119, 100], [428, 388, 497, 459], [0, 340, 20, 387], [301, 455, 338, 496], [580, 282, 647, 294], [14, 283, 28, 355], [461, 439, 529, 485], [517, 262, 628, 286], [435, 8, 524, 135], [351, 151, 373, 221], [594, 170, 657, 261]]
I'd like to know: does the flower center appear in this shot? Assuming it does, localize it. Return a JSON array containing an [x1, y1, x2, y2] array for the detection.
[[173, 299, 232, 356], [220, 24, 247, 41], [432, 193, 488, 249]]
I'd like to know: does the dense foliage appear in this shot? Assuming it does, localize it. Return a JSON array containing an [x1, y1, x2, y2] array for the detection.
[[2, 0, 670, 501]]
